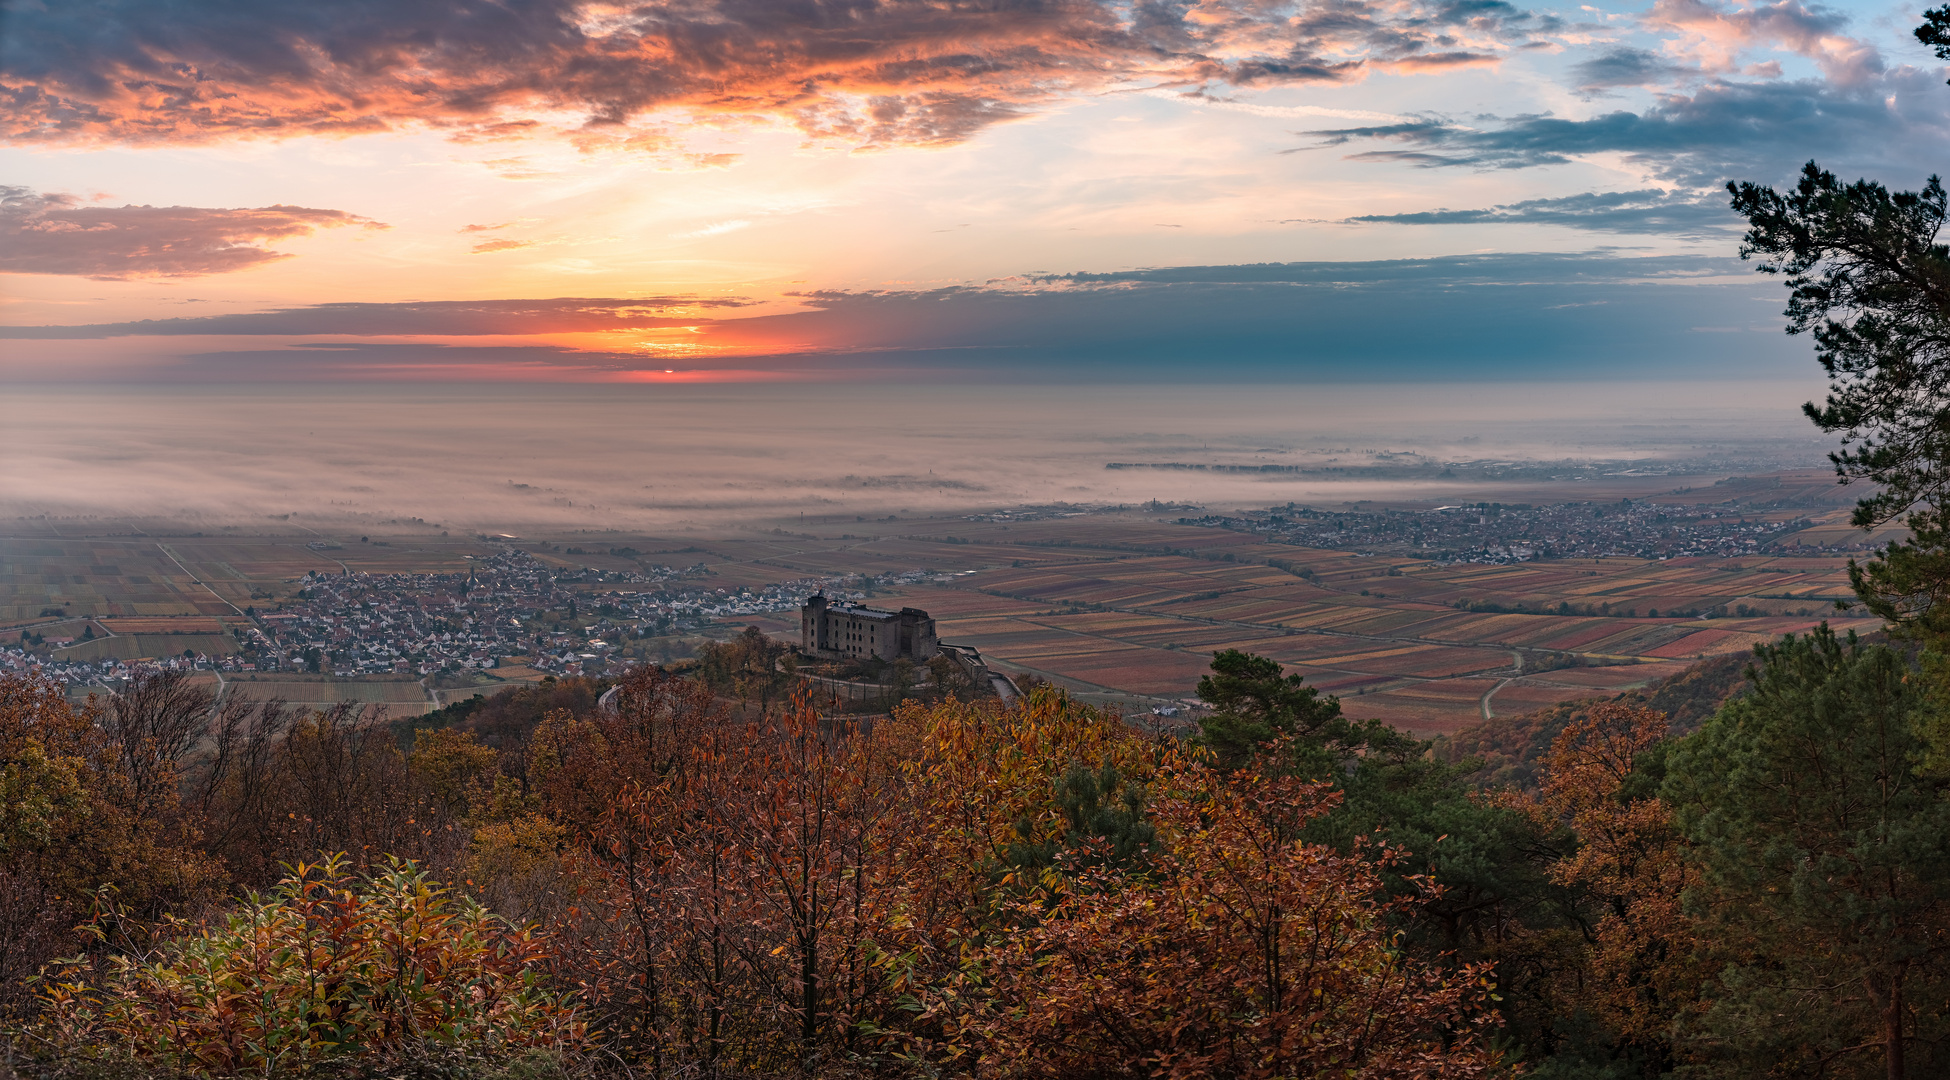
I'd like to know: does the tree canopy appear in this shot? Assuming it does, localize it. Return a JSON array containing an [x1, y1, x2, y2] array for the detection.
[[1195, 647, 1415, 771], [1664, 628, 1950, 1077], [1730, 161, 1950, 630]]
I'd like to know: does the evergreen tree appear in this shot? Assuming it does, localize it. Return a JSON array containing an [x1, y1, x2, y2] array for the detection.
[[1003, 760, 1156, 877], [1918, 6, 1950, 80], [1663, 627, 1950, 1079], [1195, 650, 1575, 1057], [1729, 162, 1950, 631], [1194, 648, 1412, 772]]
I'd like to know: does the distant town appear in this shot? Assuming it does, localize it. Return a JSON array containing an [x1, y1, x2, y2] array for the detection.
[[1187, 498, 1854, 563], [1, 550, 935, 689]]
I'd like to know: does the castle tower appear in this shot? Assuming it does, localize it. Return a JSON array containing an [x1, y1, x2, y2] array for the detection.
[[801, 592, 830, 653]]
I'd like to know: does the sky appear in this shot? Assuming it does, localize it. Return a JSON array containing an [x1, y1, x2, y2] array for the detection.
[[1, 0, 1946, 385]]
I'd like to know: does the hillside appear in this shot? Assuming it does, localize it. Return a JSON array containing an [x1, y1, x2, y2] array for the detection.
[[1436, 648, 1755, 790]]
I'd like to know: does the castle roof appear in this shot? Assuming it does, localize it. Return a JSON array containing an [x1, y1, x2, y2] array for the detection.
[[827, 601, 901, 619]]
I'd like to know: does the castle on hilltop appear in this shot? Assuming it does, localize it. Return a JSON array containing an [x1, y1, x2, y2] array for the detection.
[[800, 593, 938, 662]]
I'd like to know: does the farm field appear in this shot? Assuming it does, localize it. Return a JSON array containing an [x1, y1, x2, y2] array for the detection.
[[221, 676, 441, 716], [0, 532, 490, 626], [0, 538, 221, 622], [62, 634, 238, 662], [96, 617, 227, 634], [3, 469, 1887, 732], [893, 540, 1874, 731], [843, 492, 1879, 729]]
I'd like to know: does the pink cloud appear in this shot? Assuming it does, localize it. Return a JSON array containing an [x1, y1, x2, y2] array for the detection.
[[0, 185, 384, 279], [1645, 0, 1884, 85]]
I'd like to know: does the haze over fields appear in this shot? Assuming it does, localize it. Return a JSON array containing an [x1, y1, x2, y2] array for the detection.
[[3, 381, 1832, 529]]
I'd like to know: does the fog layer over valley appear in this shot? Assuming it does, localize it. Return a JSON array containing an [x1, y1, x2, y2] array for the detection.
[[4, 381, 1833, 529]]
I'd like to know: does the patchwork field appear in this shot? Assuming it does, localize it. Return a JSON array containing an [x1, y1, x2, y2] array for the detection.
[[61, 634, 238, 662], [3, 469, 1885, 732], [884, 546, 1874, 732], [852, 503, 1876, 731], [222, 676, 440, 716]]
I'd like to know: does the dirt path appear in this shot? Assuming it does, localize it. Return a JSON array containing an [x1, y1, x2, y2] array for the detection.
[[156, 543, 248, 617]]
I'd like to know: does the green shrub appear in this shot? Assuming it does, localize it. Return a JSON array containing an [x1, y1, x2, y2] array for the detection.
[[24, 857, 584, 1077]]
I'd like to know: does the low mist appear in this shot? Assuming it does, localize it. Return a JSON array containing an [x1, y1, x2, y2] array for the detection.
[[2, 380, 1832, 532]]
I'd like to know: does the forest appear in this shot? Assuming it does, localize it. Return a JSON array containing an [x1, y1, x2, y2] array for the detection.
[[6, 610, 1950, 1079]]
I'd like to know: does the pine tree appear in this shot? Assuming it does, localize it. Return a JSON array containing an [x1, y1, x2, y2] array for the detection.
[[1664, 627, 1950, 1078]]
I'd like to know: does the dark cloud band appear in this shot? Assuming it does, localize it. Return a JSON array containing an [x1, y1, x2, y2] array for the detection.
[[1, 253, 1801, 382], [1345, 190, 1738, 235], [1303, 70, 1950, 186], [0, 295, 755, 337]]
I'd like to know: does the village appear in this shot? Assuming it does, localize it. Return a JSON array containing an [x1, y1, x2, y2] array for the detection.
[[233, 550, 886, 678], [0, 550, 897, 689], [1188, 497, 1847, 563]]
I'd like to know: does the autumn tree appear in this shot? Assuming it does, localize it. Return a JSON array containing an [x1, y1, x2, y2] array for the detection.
[[409, 674, 608, 749], [196, 701, 449, 886], [695, 626, 794, 710], [1195, 650, 1569, 1054], [927, 652, 975, 698], [0, 658, 1556, 1079], [540, 669, 911, 1071], [877, 685, 1165, 944], [27, 857, 584, 1075], [962, 760, 1505, 1079], [732, 693, 902, 1061], [1532, 702, 1705, 1077], [0, 672, 222, 1016], [407, 726, 501, 818], [184, 696, 294, 880], [0, 673, 95, 1013], [100, 670, 215, 824], [568, 705, 757, 1069]]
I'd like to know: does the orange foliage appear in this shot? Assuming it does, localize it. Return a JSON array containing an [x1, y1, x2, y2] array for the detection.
[[878, 685, 1162, 944], [0, 671, 222, 1013], [517, 671, 1501, 1075], [2, 660, 1516, 1077], [540, 671, 909, 1070], [1537, 701, 1704, 1064], [948, 764, 1503, 1079], [28, 856, 584, 1073]]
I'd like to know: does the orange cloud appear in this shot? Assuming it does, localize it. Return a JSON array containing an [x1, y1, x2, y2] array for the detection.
[[0, 185, 384, 278], [0, 0, 1553, 149]]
